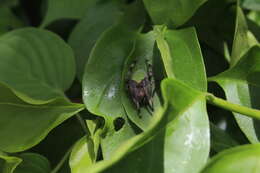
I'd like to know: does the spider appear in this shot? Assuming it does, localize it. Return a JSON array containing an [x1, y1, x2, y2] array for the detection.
[[126, 59, 155, 115]]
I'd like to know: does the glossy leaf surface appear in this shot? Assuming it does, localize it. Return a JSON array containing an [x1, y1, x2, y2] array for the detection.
[[155, 26, 210, 173]]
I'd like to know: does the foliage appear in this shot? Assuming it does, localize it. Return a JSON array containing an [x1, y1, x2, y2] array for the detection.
[[1, 0, 260, 173]]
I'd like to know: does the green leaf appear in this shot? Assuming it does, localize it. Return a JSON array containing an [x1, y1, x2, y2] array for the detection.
[[209, 4, 259, 143], [68, 0, 123, 80], [14, 153, 51, 173], [82, 1, 146, 159], [155, 26, 210, 173], [69, 137, 92, 173], [209, 45, 260, 143], [78, 78, 206, 173], [69, 131, 101, 173], [122, 32, 161, 130], [230, 5, 254, 67], [143, 0, 207, 27], [155, 26, 207, 91], [210, 123, 239, 152], [0, 151, 22, 173], [248, 11, 260, 26], [0, 28, 75, 102], [0, 7, 24, 36], [0, 83, 84, 152], [201, 144, 260, 173], [40, 0, 97, 27], [242, 0, 260, 10]]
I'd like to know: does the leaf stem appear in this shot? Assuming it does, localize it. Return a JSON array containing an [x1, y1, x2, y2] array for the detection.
[[50, 146, 73, 173], [75, 114, 96, 162], [206, 93, 260, 120]]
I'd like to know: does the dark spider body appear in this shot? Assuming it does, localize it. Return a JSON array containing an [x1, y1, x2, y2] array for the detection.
[[126, 60, 154, 114]]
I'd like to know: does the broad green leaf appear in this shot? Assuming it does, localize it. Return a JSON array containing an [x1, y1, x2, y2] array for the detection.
[[0, 83, 84, 152], [40, 0, 97, 27], [0, 28, 75, 102], [242, 0, 260, 10], [155, 26, 210, 173], [143, 0, 207, 27], [0, 151, 21, 173], [155, 26, 207, 91], [230, 6, 253, 67], [210, 123, 239, 152], [209, 46, 260, 143], [0, 7, 24, 36], [68, 0, 123, 80], [14, 153, 51, 173], [201, 144, 260, 173], [78, 78, 206, 173], [82, 1, 146, 159]]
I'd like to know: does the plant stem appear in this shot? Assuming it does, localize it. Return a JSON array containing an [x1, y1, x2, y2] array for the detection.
[[206, 93, 260, 120], [75, 114, 96, 162], [50, 146, 73, 173]]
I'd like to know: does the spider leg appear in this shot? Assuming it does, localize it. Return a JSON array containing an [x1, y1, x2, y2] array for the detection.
[[133, 98, 141, 117]]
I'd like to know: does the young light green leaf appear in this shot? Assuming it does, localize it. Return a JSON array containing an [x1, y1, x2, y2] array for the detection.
[[14, 153, 51, 173], [69, 137, 93, 173], [155, 26, 210, 173], [68, 0, 123, 80], [40, 0, 97, 27], [201, 144, 260, 173], [0, 28, 75, 102], [0, 83, 84, 152], [0, 151, 22, 173], [69, 128, 101, 173], [143, 0, 207, 27], [209, 45, 260, 143]]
